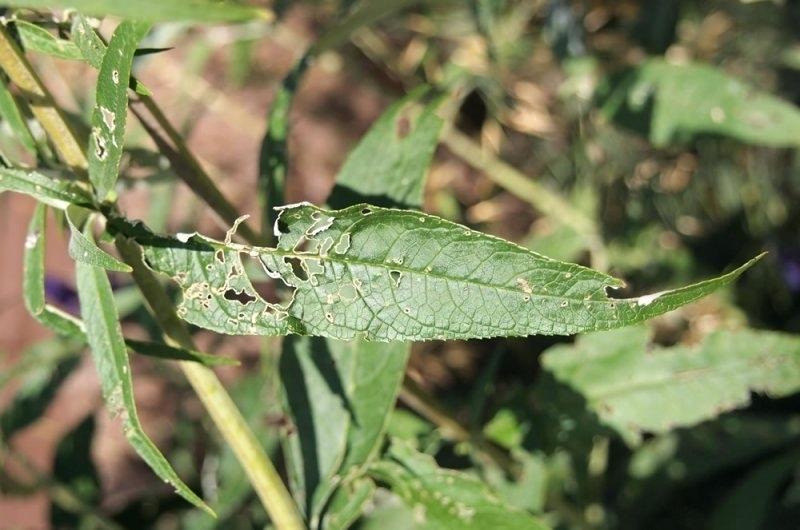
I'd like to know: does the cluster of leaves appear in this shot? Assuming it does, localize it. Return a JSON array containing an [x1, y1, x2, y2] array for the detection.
[[1, 1, 800, 530]]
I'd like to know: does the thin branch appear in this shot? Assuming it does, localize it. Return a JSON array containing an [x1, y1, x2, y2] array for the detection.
[[0, 24, 86, 173], [0, 26, 304, 530]]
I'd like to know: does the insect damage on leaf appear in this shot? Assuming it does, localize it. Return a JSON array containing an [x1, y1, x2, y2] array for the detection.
[[135, 203, 763, 342]]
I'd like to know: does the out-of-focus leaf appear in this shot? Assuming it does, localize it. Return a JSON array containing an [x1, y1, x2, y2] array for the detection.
[[542, 325, 800, 445], [257, 55, 309, 239], [135, 203, 762, 341], [602, 59, 800, 148], [0, 167, 92, 209], [182, 371, 281, 530], [15, 20, 82, 60], [0, 338, 79, 391], [329, 87, 444, 210], [620, 414, 800, 526], [67, 209, 132, 272], [2, 0, 270, 23], [50, 415, 100, 528], [87, 20, 150, 200], [0, 353, 79, 440], [124, 338, 239, 367], [23, 203, 47, 316], [280, 336, 408, 525], [0, 75, 36, 154], [368, 439, 550, 530], [708, 450, 799, 530], [322, 478, 376, 530], [74, 239, 212, 515]]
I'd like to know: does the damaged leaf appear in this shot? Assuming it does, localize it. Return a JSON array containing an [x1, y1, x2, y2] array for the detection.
[[367, 439, 548, 530], [542, 325, 800, 445], [87, 20, 150, 200], [74, 234, 212, 515], [133, 203, 762, 341]]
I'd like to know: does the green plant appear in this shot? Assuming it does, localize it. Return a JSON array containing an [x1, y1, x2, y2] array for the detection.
[[2, 2, 799, 530]]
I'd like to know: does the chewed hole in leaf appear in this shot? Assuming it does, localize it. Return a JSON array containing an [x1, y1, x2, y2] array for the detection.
[[284, 256, 308, 281], [389, 270, 402, 287], [223, 288, 257, 305]]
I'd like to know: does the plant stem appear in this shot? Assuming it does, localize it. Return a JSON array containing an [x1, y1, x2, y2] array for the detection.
[[0, 28, 304, 530], [0, 24, 86, 173], [400, 375, 519, 475], [135, 95, 263, 244], [115, 238, 306, 530]]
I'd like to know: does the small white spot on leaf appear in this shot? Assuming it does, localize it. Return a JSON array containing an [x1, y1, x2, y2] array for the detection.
[[637, 291, 665, 306]]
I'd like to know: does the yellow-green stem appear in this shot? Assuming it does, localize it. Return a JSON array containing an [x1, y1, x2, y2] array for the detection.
[[0, 26, 304, 530], [116, 238, 305, 530], [0, 24, 86, 173]]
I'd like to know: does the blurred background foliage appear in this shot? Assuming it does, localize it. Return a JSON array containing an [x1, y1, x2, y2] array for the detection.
[[2, 0, 800, 529]]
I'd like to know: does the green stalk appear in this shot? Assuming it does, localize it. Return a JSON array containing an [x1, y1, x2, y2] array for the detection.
[[115, 238, 305, 530], [0, 24, 86, 173], [0, 25, 304, 530]]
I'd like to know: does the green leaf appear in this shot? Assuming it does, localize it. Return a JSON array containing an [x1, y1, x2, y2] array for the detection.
[[330, 87, 444, 210], [0, 353, 79, 440], [368, 439, 550, 530], [23, 203, 47, 315], [708, 450, 799, 530], [621, 414, 800, 526], [124, 338, 239, 367], [71, 15, 150, 95], [257, 55, 309, 239], [70, 15, 106, 69], [133, 203, 762, 341], [87, 20, 150, 200], [67, 209, 132, 272], [74, 245, 212, 515], [322, 478, 377, 530], [602, 59, 800, 147], [280, 336, 408, 523], [0, 167, 93, 209], [15, 20, 82, 60], [0, 338, 80, 392], [542, 325, 800, 445], [2, 0, 269, 23], [50, 415, 100, 528], [0, 75, 37, 154]]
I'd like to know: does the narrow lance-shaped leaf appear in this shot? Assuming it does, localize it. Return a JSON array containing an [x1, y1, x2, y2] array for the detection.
[[125, 339, 239, 367], [133, 203, 763, 342], [0, 75, 37, 154], [258, 54, 310, 239], [541, 325, 800, 445], [21, 211, 230, 368], [367, 439, 549, 530], [71, 15, 149, 95], [0, 167, 93, 210], [15, 20, 82, 60], [88, 20, 150, 200], [23, 203, 47, 315], [0, 354, 79, 440], [21, 203, 87, 339], [74, 238, 213, 515], [67, 208, 132, 272], [1, 0, 270, 23], [329, 86, 444, 210]]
